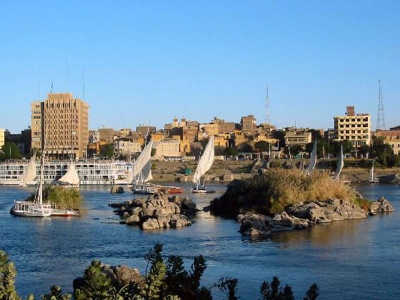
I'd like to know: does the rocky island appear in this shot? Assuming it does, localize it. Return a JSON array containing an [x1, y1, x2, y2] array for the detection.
[[208, 169, 394, 236]]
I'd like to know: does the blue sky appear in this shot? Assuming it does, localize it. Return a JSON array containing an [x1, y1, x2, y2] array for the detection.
[[1, 0, 399, 133]]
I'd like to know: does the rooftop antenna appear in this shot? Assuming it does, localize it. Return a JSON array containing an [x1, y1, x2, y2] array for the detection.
[[265, 85, 270, 124], [376, 79, 385, 130]]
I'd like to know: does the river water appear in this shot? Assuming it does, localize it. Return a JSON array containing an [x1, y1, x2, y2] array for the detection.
[[1, 182, 399, 299]]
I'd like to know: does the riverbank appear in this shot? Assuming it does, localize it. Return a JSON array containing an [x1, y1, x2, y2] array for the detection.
[[151, 160, 400, 184]]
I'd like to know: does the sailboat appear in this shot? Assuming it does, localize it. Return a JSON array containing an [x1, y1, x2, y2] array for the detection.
[[369, 160, 379, 183], [131, 140, 156, 194], [333, 145, 344, 180], [191, 136, 215, 193], [19, 152, 38, 186], [306, 140, 317, 176], [57, 161, 80, 189], [10, 152, 52, 217]]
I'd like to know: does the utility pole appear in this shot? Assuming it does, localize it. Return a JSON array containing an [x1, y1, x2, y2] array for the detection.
[[376, 79, 386, 130]]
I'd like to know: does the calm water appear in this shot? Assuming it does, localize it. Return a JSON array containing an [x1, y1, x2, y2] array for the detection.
[[1, 182, 399, 299]]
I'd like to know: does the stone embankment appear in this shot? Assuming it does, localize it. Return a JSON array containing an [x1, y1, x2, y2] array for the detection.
[[109, 192, 198, 230], [238, 196, 394, 236]]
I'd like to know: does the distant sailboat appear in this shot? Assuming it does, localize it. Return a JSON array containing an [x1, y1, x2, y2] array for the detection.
[[369, 160, 379, 183], [132, 140, 156, 194], [57, 161, 80, 188], [333, 145, 344, 180], [191, 136, 215, 193], [306, 140, 317, 175]]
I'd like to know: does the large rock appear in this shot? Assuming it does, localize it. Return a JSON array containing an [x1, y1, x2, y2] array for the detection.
[[110, 192, 196, 230], [369, 196, 395, 215], [237, 213, 271, 236]]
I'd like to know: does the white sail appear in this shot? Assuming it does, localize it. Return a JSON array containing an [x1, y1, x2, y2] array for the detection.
[[334, 145, 344, 180], [58, 161, 80, 186], [306, 140, 317, 175], [133, 140, 153, 183], [192, 136, 215, 186], [19, 152, 37, 186]]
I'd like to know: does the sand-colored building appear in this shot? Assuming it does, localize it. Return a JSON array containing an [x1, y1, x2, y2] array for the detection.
[[31, 93, 89, 159], [375, 126, 400, 155]]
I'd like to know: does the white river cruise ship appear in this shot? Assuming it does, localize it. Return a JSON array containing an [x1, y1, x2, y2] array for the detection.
[[0, 159, 133, 185]]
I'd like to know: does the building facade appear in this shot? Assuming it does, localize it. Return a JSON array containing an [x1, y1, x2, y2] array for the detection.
[[31, 93, 89, 159], [334, 106, 371, 148], [375, 126, 400, 155]]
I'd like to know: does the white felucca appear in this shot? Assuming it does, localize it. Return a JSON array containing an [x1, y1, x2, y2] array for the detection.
[[306, 140, 317, 176], [369, 160, 379, 183], [131, 140, 156, 194], [191, 136, 215, 193], [19, 152, 38, 187], [57, 161, 80, 189]]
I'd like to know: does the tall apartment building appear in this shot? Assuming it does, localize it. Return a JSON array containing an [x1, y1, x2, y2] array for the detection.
[[333, 106, 371, 148], [31, 93, 89, 159]]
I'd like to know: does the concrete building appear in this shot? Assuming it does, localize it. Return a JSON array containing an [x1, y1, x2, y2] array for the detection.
[[285, 129, 312, 148], [113, 138, 142, 157], [31, 93, 89, 159], [153, 138, 181, 160], [375, 126, 400, 155], [334, 106, 371, 148]]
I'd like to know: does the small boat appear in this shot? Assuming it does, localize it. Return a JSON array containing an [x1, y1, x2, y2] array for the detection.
[[11, 153, 52, 217], [166, 186, 184, 194], [157, 185, 184, 194], [50, 206, 80, 217], [191, 136, 215, 193], [132, 182, 156, 194]]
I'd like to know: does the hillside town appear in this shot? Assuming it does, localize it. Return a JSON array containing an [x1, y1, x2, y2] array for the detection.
[[0, 92, 399, 165]]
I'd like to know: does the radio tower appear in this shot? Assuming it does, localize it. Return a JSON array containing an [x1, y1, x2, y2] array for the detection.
[[265, 85, 270, 124], [376, 79, 385, 130]]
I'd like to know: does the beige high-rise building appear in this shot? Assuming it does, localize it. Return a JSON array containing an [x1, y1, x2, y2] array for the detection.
[[333, 106, 371, 148], [31, 93, 89, 159]]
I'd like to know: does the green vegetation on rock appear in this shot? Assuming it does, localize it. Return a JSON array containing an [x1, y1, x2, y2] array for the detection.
[[26, 185, 82, 210], [210, 169, 363, 216]]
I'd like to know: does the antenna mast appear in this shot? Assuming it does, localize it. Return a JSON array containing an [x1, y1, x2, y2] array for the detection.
[[265, 85, 270, 124], [376, 79, 385, 130]]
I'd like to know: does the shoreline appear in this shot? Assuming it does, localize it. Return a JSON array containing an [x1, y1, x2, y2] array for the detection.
[[150, 160, 400, 184]]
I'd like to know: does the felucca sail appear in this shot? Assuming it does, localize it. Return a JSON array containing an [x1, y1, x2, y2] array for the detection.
[[19, 152, 37, 186], [306, 140, 317, 175], [192, 136, 215, 188], [58, 161, 80, 186], [334, 145, 344, 180], [133, 140, 153, 183]]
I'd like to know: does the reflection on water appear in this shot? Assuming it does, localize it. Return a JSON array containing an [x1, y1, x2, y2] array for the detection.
[[1, 183, 400, 299]]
